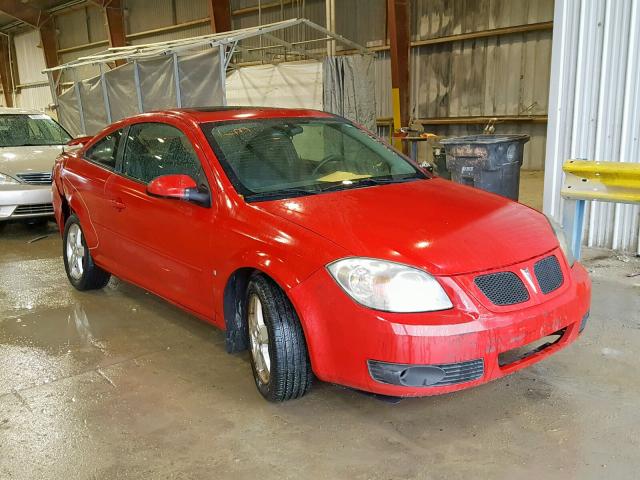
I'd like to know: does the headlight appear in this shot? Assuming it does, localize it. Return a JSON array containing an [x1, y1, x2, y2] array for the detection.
[[0, 172, 20, 185], [327, 257, 453, 312], [545, 215, 575, 267]]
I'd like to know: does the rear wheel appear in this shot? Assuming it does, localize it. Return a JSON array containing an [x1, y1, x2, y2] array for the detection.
[[63, 214, 110, 290], [246, 275, 313, 402]]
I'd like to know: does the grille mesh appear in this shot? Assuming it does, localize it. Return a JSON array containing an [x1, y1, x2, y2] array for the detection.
[[368, 359, 484, 387], [16, 172, 52, 185], [13, 203, 54, 215], [475, 271, 529, 306], [534, 255, 564, 294]]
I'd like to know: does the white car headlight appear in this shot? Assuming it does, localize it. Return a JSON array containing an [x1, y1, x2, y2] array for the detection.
[[545, 215, 575, 267], [0, 172, 20, 185], [327, 257, 453, 313]]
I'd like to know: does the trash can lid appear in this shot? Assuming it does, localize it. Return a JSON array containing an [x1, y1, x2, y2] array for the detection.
[[440, 134, 530, 145]]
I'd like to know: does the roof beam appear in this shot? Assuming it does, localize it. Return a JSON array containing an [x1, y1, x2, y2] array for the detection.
[[0, 34, 13, 107], [91, 0, 126, 67], [0, 0, 50, 28], [387, 0, 410, 132], [208, 0, 231, 33]]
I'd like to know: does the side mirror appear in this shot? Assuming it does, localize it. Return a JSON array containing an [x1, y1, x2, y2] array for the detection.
[[147, 174, 211, 207], [67, 136, 93, 147]]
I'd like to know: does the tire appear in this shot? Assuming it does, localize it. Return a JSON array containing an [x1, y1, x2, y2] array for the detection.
[[246, 274, 313, 402], [63, 214, 111, 291]]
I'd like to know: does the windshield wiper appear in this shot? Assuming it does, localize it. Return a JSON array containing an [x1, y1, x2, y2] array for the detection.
[[318, 175, 422, 192], [244, 188, 319, 202]]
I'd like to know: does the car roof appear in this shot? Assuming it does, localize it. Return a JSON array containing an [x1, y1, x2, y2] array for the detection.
[[141, 106, 336, 124], [0, 106, 48, 116]]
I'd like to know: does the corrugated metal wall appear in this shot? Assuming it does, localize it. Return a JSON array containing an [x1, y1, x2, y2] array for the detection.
[[544, 0, 640, 254], [13, 29, 52, 112], [9, 0, 553, 171]]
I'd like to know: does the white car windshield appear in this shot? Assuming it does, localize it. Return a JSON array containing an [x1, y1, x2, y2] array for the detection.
[[0, 114, 71, 147]]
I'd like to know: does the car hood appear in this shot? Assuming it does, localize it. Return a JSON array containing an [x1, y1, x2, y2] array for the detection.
[[0, 145, 63, 176], [255, 178, 557, 276]]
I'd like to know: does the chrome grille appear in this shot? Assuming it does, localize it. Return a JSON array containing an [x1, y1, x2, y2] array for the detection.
[[474, 271, 529, 306], [13, 203, 54, 216], [534, 255, 564, 294], [16, 172, 52, 185]]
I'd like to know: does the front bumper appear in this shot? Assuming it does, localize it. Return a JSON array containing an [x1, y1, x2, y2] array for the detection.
[[0, 184, 54, 220], [290, 249, 591, 397]]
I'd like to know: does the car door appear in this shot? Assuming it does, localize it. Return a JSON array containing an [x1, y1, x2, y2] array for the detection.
[[103, 121, 216, 318], [64, 128, 124, 261]]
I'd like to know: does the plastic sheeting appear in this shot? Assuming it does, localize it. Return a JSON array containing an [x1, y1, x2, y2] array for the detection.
[[103, 62, 139, 124], [80, 76, 108, 135], [225, 61, 323, 110], [57, 86, 82, 137], [57, 49, 225, 136], [139, 57, 176, 112], [323, 55, 376, 131], [178, 50, 225, 108]]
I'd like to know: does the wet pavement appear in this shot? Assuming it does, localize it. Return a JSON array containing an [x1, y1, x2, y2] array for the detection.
[[1, 220, 639, 479]]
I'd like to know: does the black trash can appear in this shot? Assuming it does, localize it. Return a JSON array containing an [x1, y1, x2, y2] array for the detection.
[[440, 134, 530, 200]]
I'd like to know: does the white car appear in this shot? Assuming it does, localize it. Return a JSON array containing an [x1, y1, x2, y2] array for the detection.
[[0, 107, 71, 223]]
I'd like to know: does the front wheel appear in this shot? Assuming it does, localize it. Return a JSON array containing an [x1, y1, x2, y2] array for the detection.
[[63, 214, 111, 290], [246, 275, 313, 402]]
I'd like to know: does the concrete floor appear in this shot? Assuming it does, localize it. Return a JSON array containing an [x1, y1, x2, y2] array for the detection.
[[1, 187, 640, 479]]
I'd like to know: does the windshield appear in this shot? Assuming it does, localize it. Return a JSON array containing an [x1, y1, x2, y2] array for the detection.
[[0, 114, 71, 147], [202, 118, 426, 201]]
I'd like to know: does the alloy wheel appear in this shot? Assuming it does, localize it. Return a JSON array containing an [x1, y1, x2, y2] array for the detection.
[[66, 223, 85, 280], [248, 293, 271, 384]]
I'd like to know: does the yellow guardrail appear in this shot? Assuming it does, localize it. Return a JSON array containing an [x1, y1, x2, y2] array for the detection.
[[562, 160, 640, 204], [560, 160, 640, 260]]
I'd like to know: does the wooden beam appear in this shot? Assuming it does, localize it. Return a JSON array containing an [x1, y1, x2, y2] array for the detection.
[[337, 21, 554, 56], [411, 21, 554, 48], [377, 115, 548, 126], [387, 0, 410, 131], [208, 0, 231, 33], [39, 20, 59, 72], [101, 0, 126, 66], [0, 34, 13, 107]]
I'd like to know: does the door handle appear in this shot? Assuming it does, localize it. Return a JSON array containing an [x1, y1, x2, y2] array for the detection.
[[110, 198, 126, 211]]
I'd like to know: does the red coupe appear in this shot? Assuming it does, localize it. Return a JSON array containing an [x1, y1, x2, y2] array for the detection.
[[52, 107, 591, 402]]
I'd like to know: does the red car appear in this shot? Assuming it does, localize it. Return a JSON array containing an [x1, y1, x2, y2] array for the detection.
[[52, 107, 591, 402]]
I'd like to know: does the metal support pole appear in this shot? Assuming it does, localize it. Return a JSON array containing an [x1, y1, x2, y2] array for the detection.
[[133, 60, 144, 113], [73, 70, 86, 135], [562, 198, 586, 261], [46, 70, 58, 112], [219, 45, 227, 106], [99, 64, 112, 124], [172, 53, 182, 108], [325, 0, 336, 56]]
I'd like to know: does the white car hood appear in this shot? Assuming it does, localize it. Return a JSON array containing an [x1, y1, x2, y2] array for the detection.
[[0, 145, 64, 176]]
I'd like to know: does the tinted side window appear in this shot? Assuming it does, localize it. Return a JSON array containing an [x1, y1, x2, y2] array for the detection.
[[85, 130, 123, 169], [123, 123, 204, 185]]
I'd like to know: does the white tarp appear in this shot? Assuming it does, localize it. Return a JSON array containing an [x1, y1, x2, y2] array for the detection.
[[225, 61, 323, 109], [57, 86, 82, 137], [57, 50, 225, 136], [103, 62, 139, 123], [79, 76, 108, 135], [139, 57, 176, 112], [179, 50, 225, 107]]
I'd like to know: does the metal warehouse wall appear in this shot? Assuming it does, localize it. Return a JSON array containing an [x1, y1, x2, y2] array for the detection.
[[544, 0, 640, 254], [11, 29, 52, 111], [9, 0, 553, 171]]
